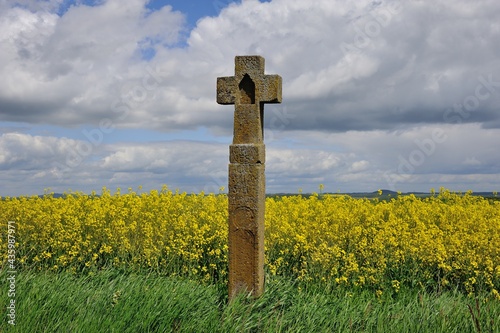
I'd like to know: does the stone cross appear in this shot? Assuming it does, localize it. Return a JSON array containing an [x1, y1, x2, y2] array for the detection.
[[217, 55, 282, 299]]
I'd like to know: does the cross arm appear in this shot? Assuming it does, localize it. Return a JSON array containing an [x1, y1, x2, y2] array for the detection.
[[217, 76, 237, 105], [260, 74, 282, 104]]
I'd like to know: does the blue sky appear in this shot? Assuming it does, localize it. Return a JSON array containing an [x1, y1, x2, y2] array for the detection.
[[1, 0, 500, 196], [148, 0, 238, 26]]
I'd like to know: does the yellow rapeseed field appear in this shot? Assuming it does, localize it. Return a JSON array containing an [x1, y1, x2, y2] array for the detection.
[[1, 187, 499, 296]]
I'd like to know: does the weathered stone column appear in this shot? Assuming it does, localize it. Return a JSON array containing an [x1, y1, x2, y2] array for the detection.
[[217, 56, 282, 299]]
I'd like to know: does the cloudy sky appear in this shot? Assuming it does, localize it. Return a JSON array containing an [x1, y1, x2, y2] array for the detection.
[[1, 0, 500, 196]]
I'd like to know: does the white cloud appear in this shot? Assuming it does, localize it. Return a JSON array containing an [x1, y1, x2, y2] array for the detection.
[[2, 121, 500, 196], [349, 160, 370, 173], [2, 0, 500, 132], [0, 0, 185, 125], [462, 157, 481, 166]]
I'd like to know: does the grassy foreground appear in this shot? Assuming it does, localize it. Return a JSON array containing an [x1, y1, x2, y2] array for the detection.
[[1, 269, 499, 333]]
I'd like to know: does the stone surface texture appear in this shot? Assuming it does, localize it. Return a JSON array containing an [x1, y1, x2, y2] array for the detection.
[[217, 55, 282, 299]]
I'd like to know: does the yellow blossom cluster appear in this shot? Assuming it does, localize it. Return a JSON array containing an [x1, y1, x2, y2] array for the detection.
[[1, 187, 499, 294], [0, 187, 228, 282], [265, 189, 500, 294]]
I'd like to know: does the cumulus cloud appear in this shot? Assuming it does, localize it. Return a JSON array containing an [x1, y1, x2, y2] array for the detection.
[[0, 0, 185, 126], [0, 132, 228, 195], [288, 123, 500, 191], [2, 123, 500, 196], [2, 0, 500, 132]]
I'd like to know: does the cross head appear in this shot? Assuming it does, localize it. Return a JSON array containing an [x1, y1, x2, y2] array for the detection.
[[217, 56, 282, 144]]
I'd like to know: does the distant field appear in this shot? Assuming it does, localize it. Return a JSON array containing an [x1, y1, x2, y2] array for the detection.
[[270, 189, 500, 200]]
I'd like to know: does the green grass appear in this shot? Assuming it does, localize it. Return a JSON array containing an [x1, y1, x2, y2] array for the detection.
[[1, 269, 499, 332]]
